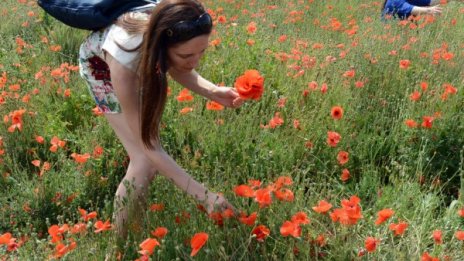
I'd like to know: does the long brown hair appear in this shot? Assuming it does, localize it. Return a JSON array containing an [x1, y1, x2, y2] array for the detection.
[[118, 0, 210, 148]]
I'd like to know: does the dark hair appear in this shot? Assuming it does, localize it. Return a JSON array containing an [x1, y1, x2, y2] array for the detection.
[[119, 0, 211, 148]]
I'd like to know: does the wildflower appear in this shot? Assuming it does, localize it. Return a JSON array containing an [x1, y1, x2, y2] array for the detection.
[[209, 38, 221, 47], [78, 208, 97, 222], [432, 230, 442, 244], [291, 212, 310, 225], [422, 252, 439, 261], [233, 184, 255, 197], [340, 168, 350, 182], [92, 145, 104, 158], [312, 200, 333, 214], [180, 107, 193, 114], [458, 208, 464, 217], [375, 208, 394, 225], [268, 112, 284, 128], [176, 88, 194, 102], [0, 233, 13, 245], [274, 188, 294, 202], [48, 224, 69, 243], [138, 238, 160, 256], [405, 119, 418, 128], [342, 69, 355, 78], [70, 223, 87, 234], [365, 237, 380, 252], [320, 83, 328, 93], [239, 212, 257, 226], [252, 225, 270, 242], [337, 151, 349, 165], [151, 227, 168, 239], [50, 136, 66, 152], [71, 153, 91, 164], [53, 241, 77, 259], [389, 222, 408, 236], [327, 131, 341, 147], [280, 221, 301, 238], [149, 203, 165, 212], [254, 188, 272, 208], [234, 69, 264, 100], [278, 35, 287, 42], [247, 21, 257, 34], [92, 106, 103, 116], [420, 82, 428, 91], [206, 101, 224, 111], [275, 176, 292, 189], [94, 220, 112, 233], [399, 59, 411, 69], [421, 116, 434, 128], [190, 232, 208, 257], [330, 195, 363, 225], [410, 91, 421, 101], [331, 106, 344, 120], [455, 230, 464, 241]]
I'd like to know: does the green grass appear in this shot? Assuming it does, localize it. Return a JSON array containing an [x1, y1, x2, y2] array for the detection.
[[0, 0, 463, 260]]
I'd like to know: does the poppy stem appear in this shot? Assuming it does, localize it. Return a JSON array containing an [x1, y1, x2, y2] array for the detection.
[[460, 148, 464, 205]]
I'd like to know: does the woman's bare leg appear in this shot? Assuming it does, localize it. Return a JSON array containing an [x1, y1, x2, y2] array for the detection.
[[105, 113, 156, 239]]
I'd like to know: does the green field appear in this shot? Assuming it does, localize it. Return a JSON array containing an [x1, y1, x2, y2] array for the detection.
[[0, 0, 463, 260]]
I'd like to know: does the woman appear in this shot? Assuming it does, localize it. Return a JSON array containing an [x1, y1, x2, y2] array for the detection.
[[79, 0, 242, 239], [381, 0, 443, 19]]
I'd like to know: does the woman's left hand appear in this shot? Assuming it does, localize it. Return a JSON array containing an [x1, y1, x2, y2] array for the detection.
[[211, 86, 244, 108]]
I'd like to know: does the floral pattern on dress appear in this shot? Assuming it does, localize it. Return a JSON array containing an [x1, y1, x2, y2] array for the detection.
[[79, 30, 121, 113]]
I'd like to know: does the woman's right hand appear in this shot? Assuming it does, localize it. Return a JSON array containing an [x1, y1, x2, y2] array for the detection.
[[427, 5, 443, 15], [205, 192, 237, 215]]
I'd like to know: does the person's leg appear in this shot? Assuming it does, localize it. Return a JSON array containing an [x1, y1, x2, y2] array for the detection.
[[104, 113, 157, 239]]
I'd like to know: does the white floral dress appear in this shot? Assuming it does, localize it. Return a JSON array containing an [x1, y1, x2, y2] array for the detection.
[[78, 7, 152, 113]]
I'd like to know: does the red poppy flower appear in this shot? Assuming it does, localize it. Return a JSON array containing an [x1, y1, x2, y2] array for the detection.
[[432, 230, 442, 244], [455, 230, 464, 241], [190, 232, 208, 257], [149, 203, 165, 212], [138, 238, 160, 256], [331, 106, 344, 120], [375, 208, 394, 225], [389, 222, 409, 236], [365, 237, 380, 252], [94, 220, 112, 233], [78, 208, 97, 222], [254, 188, 272, 208], [421, 116, 434, 128], [151, 227, 168, 239], [206, 101, 224, 111], [239, 212, 257, 226], [291, 211, 310, 225], [233, 184, 255, 197], [176, 88, 194, 102], [252, 225, 270, 242], [312, 200, 333, 214], [405, 119, 418, 128], [340, 168, 350, 182], [399, 59, 411, 69], [337, 151, 349, 165], [274, 188, 294, 202], [410, 91, 421, 101], [234, 70, 264, 100], [280, 221, 301, 238], [327, 131, 341, 147]]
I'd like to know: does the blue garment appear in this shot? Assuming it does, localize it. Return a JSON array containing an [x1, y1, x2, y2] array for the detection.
[[382, 0, 431, 19]]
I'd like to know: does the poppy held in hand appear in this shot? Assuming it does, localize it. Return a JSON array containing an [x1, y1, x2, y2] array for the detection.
[[234, 70, 264, 100]]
